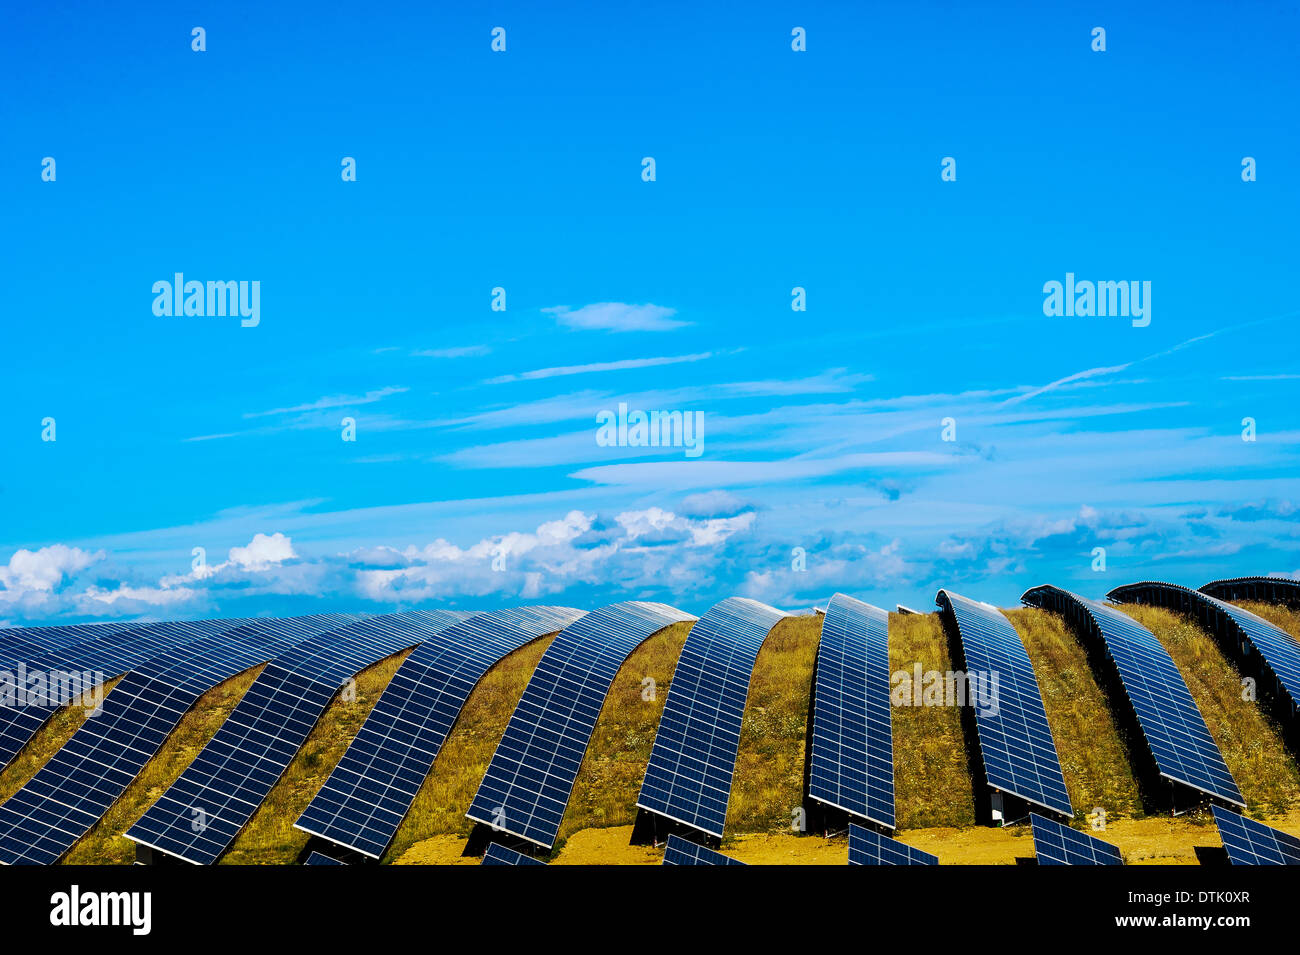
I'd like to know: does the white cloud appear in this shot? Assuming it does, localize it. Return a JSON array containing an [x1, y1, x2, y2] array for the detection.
[[0, 544, 105, 604], [227, 532, 297, 570], [544, 302, 685, 333], [244, 386, 408, 418], [412, 345, 491, 358], [486, 352, 715, 385]]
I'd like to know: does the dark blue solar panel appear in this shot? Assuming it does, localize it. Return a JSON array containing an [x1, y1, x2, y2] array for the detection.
[[125, 610, 470, 865], [808, 593, 894, 828], [935, 590, 1073, 820], [1022, 585, 1243, 809], [661, 833, 745, 866], [0, 614, 355, 865], [294, 607, 583, 859], [637, 597, 788, 839], [1212, 805, 1300, 865], [1030, 813, 1123, 865], [847, 824, 937, 865], [304, 851, 346, 865], [467, 602, 695, 849], [481, 842, 547, 866]]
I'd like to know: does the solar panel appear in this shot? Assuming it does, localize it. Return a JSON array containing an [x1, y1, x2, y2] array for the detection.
[[467, 602, 695, 848], [0, 614, 357, 865], [1212, 805, 1300, 865], [304, 851, 346, 865], [481, 842, 547, 866], [636, 597, 789, 839], [1201, 576, 1300, 608], [1109, 581, 1300, 721], [1021, 585, 1243, 809], [125, 610, 471, 865], [847, 824, 937, 865], [661, 833, 745, 866], [294, 606, 584, 859], [1030, 813, 1123, 865], [935, 590, 1073, 821], [807, 593, 894, 828]]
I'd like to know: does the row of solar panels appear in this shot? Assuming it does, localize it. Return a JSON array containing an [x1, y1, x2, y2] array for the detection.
[[0, 575, 1296, 865]]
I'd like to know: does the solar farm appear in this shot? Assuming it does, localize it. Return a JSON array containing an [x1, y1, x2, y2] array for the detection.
[[1, 578, 1299, 865]]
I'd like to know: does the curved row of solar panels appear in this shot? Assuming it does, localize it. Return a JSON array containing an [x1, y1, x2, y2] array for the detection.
[[1021, 586, 1243, 810], [125, 609, 477, 864], [1201, 576, 1300, 608], [294, 607, 585, 859], [0, 614, 365, 864], [807, 594, 894, 829], [466, 602, 695, 850], [935, 589, 1073, 822], [1109, 581, 1300, 724], [636, 597, 788, 840]]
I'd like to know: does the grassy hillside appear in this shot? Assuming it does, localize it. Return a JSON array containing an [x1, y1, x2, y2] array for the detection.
[[1119, 604, 1300, 817], [888, 611, 976, 829], [1005, 608, 1142, 822], [1237, 600, 1300, 640]]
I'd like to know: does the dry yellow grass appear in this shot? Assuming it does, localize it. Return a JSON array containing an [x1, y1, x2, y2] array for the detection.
[[1118, 604, 1300, 817], [726, 614, 820, 834], [1005, 607, 1142, 821], [889, 611, 976, 829], [558, 621, 692, 842], [380, 634, 555, 863]]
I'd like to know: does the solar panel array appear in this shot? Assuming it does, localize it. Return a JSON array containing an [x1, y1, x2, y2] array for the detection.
[[0, 614, 366, 864], [847, 824, 938, 865], [467, 602, 696, 848], [1201, 575, 1300, 607], [1021, 586, 1243, 809], [1213, 806, 1300, 865], [0, 621, 155, 770], [294, 607, 585, 859], [935, 590, 1073, 820], [124, 610, 471, 865], [1029, 814, 1123, 865], [481, 842, 547, 866], [304, 851, 345, 865], [661, 833, 745, 866], [637, 597, 788, 839], [807, 593, 894, 828], [1109, 581, 1300, 720]]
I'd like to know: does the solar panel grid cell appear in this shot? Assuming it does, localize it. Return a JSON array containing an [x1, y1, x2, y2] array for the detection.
[[1029, 814, 1123, 865], [466, 602, 694, 848], [481, 842, 547, 865], [636, 597, 788, 839], [846, 824, 937, 865], [807, 593, 894, 828], [935, 590, 1073, 820], [294, 607, 584, 858]]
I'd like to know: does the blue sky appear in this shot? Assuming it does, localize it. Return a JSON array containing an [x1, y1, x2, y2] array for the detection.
[[3, 1, 1298, 625]]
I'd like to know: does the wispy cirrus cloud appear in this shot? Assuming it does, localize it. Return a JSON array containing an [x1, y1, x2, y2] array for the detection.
[[544, 302, 685, 332], [412, 345, 491, 359], [243, 386, 409, 418], [485, 351, 716, 384]]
